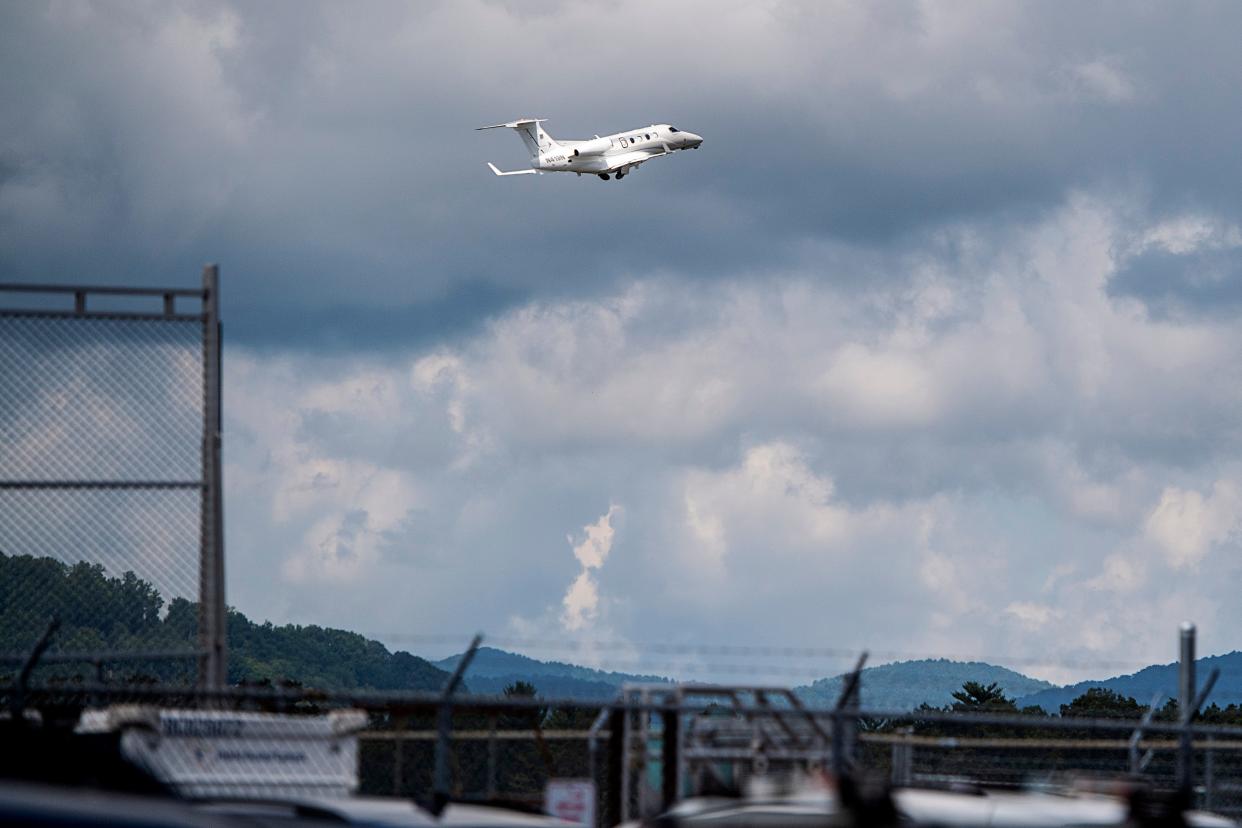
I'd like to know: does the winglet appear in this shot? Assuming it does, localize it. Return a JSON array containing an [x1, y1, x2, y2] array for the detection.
[[487, 162, 538, 176]]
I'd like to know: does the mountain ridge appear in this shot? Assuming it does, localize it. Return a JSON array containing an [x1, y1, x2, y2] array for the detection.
[[1016, 651, 1242, 712], [441, 648, 1242, 714], [434, 646, 669, 698], [795, 658, 1055, 710], [435, 647, 1057, 708]]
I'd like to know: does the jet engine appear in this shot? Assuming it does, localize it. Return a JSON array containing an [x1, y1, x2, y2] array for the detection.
[[567, 137, 613, 157]]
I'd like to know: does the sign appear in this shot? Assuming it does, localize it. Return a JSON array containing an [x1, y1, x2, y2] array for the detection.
[[545, 778, 596, 827]]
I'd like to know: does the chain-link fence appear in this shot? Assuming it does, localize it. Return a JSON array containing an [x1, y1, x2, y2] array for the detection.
[[6, 683, 1242, 825], [866, 732, 1242, 815], [0, 274, 225, 688], [4, 276, 1240, 825]]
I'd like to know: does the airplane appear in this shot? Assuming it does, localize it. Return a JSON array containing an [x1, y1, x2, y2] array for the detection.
[[477, 118, 703, 181]]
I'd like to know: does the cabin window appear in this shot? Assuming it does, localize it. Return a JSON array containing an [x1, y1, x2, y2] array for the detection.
[[620, 137, 628, 148]]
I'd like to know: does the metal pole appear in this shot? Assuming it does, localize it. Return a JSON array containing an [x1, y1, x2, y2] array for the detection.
[[393, 714, 407, 796], [10, 619, 60, 722], [1178, 621, 1196, 792], [434, 634, 482, 809], [587, 707, 609, 786], [586, 706, 610, 828], [891, 728, 913, 787], [198, 264, 227, 690], [832, 652, 867, 780], [1129, 693, 1162, 776], [662, 707, 680, 812], [487, 713, 498, 801], [606, 708, 625, 828], [613, 710, 630, 824], [1204, 735, 1214, 812]]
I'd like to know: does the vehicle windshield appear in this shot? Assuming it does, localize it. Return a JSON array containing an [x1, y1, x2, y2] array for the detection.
[[669, 127, 680, 132]]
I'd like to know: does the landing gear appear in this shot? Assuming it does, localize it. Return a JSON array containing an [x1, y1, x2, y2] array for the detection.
[[598, 173, 610, 180], [616, 171, 626, 179]]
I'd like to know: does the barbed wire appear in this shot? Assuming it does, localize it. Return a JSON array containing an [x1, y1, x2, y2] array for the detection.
[[364, 632, 1156, 676]]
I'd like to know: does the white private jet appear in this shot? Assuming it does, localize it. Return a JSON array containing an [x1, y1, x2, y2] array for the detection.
[[477, 118, 703, 180]]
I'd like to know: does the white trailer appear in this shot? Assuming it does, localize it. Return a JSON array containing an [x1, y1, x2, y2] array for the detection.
[[77, 706, 367, 800]]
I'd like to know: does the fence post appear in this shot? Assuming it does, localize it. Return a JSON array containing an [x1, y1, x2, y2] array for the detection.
[[392, 713, 407, 796], [606, 708, 625, 827], [662, 708, 680, 812], [1129, 692, 1162, 776], [832, 652, 867, 780], [891, 728, 913, 787], [198, 264, 227, 691], [587, 707, 610, 828], [487, 711, 499, 801], [1178, 622, 1196, 792], [434, 634, 482, 809], [1204, 735, 1214, 811]]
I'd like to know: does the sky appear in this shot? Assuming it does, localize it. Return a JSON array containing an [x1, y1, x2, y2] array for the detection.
[[3, 1, 1242, 686]]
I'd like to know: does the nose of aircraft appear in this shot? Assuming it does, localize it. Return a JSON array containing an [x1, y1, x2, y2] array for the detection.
[[682, 131, 704, 148]]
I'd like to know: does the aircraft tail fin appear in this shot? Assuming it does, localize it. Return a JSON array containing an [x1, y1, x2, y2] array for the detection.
[[476, 118, 557, 156]]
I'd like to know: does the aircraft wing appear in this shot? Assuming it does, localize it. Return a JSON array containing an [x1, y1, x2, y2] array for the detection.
[[604, 148, 671, 174]]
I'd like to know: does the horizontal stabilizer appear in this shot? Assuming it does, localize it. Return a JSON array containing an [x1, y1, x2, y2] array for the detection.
[[487, 162, 538, 177], [477, 118, 557, 156], [476, 118, 546, 130]]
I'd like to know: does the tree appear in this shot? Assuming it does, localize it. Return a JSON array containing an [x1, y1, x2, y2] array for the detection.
[[1060, 687, 1143, 719], [2, 552, 451, 690], [499, 681, 545, 730], [950, 681, 1017, 713], [505, 681, 538, 699], [1199, 703, 1242, 726]]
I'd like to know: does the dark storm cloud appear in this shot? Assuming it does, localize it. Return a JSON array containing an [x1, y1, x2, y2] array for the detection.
[[4, 2, 1242, 349], [1112, 248, 1242, 319], [8, 2, 1242, 680]]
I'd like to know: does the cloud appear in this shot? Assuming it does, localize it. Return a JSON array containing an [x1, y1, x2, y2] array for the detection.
[[6, 2, 1242, 349], [206, 188, 1242, 681], [561, 504, 621, 631], [1005, 601, 1061, 632], [1083, 553, 1146, 594], [8, 3, 1242, 682], [1066, 58, 1137, 104], [1144, 480, 1242, 570], [1137, 215, 1242, 256]]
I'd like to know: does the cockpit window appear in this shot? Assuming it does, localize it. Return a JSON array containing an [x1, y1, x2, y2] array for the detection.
[[669, 127, 680, 132]]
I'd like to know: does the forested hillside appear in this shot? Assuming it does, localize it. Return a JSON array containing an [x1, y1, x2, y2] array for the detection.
[[435, 646, 668, 698], [12, 550, 1242, 716], [0, 552, 448, 691], [796, 658, 1054, 710], [1017, 652, 1242, 712]]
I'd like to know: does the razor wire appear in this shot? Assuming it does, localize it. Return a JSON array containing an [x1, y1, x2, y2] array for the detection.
[[0, 283, 211, 684]]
